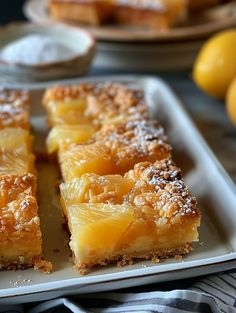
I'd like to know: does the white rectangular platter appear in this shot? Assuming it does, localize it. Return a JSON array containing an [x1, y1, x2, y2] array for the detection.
[[0, 75, 236, 305]]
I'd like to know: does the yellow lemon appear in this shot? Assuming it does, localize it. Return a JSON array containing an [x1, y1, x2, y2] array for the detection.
[[226, 76, 236, 126], [193, 29, 236, 99]]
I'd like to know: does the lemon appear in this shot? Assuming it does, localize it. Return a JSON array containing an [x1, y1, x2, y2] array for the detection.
[[226, 77, 236, 126], [193, 29, 236, 99]]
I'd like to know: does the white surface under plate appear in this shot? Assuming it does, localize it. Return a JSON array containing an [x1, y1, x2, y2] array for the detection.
[[0, 76, 236, 305]]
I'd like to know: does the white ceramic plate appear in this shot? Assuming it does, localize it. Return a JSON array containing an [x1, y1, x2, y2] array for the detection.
[[0, 75, 236, 305]]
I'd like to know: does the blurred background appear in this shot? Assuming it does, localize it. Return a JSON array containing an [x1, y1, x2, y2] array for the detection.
[[0, 1, 26, 24]]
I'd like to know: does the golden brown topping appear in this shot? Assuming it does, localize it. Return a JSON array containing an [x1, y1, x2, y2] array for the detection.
[[0, 89, 29, 129], [0, 191, 41, 242], [0, 174, 36, 208], [94, 119, 171, 159], [43, 82, 149, 125], [43, 83, 95, 105], [125, 159, 200, 220], [0, 89, 29, 107], [85, 83, 147, 120]]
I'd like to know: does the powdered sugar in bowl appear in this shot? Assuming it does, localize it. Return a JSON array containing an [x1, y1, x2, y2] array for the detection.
[[0, 23, 95, 81]]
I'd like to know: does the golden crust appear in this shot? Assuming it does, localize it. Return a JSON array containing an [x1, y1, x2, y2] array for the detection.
[[49, 0, 114, 25], [114, 0, 187, 29], [0, 175, 44, 270], [93, 120, 172, 172], [84, 83, 148, 121], [0, 174, 36, 207], [75, 243, 192, 273], [0, 90, 29, 130], [0, 190, 41, 242], [43, 83, 149, 125], [43, 83, 95, 105], [125, 159, 200, 219]]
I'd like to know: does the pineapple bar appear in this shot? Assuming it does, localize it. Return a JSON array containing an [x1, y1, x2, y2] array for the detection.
[[43, 82, 148, 127], [0, 90, 48, 271], [0, 174, 43, 269], [58, 120, 171, 180], [48, 0, 114, 25], [114, 0, 187, 30], [60, 159, 200, 272], [0, 89, 30, 130]]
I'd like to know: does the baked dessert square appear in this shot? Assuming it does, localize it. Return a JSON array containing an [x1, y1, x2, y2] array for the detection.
[[93, 119, 172, 174], [43, 83, 148, 127], [0, 174, 43, 269], [0, 128, 35, 175], [58, 119, 171, 178], [114, 0, 187, 30], [48, 0, 114, 25], [60, 159, 200, 272], [0, 90, 29, 130]]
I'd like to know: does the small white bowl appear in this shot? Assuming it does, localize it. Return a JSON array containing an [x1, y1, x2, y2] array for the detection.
[[0, 22, 95, 81]]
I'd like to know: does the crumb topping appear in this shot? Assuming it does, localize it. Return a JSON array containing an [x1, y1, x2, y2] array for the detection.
[[0, 174, 36, 207], [43, 83, 95, 105], [94, 119, 171, 159], [0, 89, 29, 129], [125, 159, 200, 219], [43, 82, 149, 124], [0, 191, 41, 241]]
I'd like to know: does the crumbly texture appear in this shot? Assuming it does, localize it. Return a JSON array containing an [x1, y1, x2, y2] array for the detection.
[[0, 174, 36, 205], [43, 82, 149, 126], [93, 120, 172, 173], [125, 159, 200, 220], [0, 175, 49, 272], [0, 90, 49, 272], [0, 89, 29, 129], [84, 83, 148, 122], [46, 82, 201, 273], [75, 243, 192, 274]]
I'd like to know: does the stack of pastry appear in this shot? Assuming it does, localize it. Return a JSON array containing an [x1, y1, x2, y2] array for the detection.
[[44, 82, 200, 273], [48, 0, 227, 29], [0, 90, 48, 271]]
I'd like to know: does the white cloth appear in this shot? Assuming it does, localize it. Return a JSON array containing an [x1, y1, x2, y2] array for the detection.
[[1, 270, 236, 313]]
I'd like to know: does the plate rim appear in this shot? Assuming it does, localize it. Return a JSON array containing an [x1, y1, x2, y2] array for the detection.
[[0, 74, 236, 300]]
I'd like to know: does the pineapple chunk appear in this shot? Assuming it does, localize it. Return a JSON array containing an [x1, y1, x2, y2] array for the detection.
[[66, 204, 134, 263], [0, 128, 33, 152], [60, 174, 134, 213], [0, 147, 35, 175], [46, 100, 91, 126], [47, 124, 95, 154], [59, 143, 114, 182], [0, 128, 35, 175]]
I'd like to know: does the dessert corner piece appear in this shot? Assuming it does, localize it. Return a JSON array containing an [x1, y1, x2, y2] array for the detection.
[[60, 159, 200, 273], [0, 174, 43, 270], [0, 89, 51, 272]]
